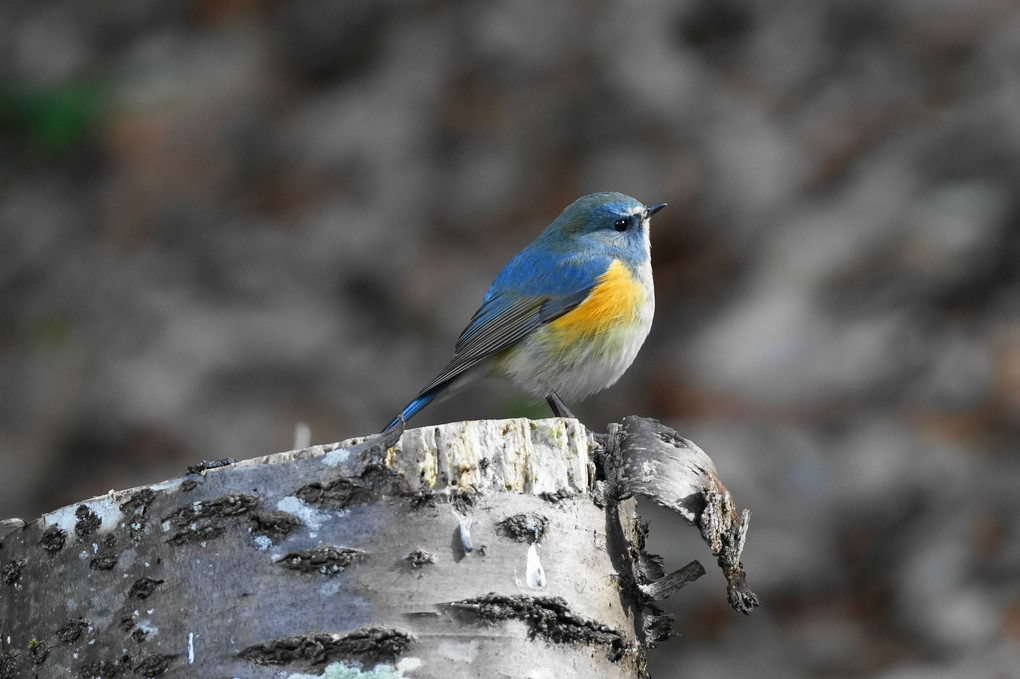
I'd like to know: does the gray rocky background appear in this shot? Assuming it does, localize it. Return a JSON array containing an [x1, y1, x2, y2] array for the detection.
[[2, 1, 1019, 676]]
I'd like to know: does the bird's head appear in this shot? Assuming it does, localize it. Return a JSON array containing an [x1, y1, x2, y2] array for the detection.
[[541, 192, 666, 261]]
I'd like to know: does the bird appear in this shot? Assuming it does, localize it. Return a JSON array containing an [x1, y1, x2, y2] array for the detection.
[[383, 192, 666, 432]]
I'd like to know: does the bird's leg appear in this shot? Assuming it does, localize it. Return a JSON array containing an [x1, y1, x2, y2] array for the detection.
[[546, 391, 576, 420]]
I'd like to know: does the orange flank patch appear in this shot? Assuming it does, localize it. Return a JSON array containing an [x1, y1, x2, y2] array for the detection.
[[547, 259, 646, 343]]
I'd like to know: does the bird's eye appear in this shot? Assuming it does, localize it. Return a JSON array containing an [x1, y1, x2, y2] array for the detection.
[[614, 217, 629, 232]]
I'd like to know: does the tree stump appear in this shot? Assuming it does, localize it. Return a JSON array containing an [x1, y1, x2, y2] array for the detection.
[[0, 417, 757, 678]]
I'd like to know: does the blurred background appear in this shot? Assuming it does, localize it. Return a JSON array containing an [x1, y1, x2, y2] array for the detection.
[[2, 0, 1019, 676]]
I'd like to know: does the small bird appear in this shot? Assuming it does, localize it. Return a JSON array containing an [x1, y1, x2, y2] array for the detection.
[[383, 192, 666, 432]]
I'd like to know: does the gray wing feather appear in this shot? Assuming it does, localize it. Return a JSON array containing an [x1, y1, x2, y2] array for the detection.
[[417, 287, 592, 396]]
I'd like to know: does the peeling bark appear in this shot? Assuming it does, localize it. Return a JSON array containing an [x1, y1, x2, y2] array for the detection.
[[607, 416, 760, 615], [0, 417, 757, 678]]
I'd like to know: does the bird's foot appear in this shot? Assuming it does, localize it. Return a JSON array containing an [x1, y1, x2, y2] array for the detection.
[[546, 392, 576, 420]]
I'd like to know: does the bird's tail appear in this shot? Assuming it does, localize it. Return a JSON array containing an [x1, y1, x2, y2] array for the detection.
[[382, 386, 442, 433]]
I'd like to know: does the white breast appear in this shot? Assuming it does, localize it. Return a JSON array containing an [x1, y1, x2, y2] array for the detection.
[[501, 259, 654, 402]]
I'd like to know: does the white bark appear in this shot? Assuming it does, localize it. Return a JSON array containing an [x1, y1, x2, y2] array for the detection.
[[0, 417, 757, 678]]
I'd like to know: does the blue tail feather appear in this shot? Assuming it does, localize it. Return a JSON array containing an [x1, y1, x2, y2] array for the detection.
[[382, 387, 442, 432]]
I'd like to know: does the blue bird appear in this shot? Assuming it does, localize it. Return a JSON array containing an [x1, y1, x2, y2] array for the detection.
[[384, 192, 666, 432]]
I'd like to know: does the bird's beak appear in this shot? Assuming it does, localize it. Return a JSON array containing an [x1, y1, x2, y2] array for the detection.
[[646, 203, 667, 217]]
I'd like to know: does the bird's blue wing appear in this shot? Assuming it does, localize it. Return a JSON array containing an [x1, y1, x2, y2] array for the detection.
[[415, 251, 610, 396], [380, 251, 611, 431], [413, 292, 579, 396], [382, 293, 571, 431]]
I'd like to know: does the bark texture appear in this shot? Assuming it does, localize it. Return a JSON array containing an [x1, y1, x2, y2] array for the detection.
[[0, 417, 756, 678]]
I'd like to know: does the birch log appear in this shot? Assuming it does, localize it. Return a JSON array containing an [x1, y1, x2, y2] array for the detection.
[[0, 417, 756, 678]]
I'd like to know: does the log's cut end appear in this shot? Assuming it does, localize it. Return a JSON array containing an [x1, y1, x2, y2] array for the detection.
[[372, 417, 592, 495]]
